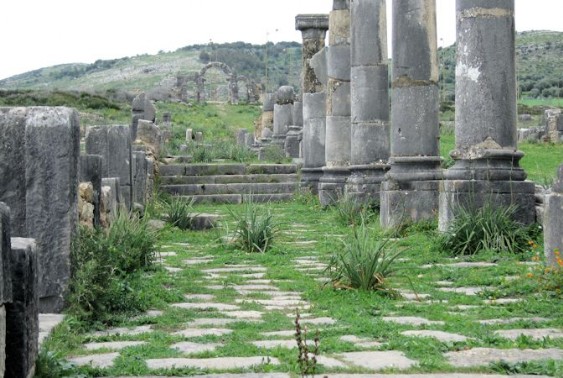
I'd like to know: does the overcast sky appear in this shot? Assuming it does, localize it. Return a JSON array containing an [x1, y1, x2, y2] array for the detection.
[[1, 0, 562, 80]]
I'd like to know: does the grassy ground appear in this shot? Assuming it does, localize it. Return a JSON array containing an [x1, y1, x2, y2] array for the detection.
[[42, 197, 562, 377]]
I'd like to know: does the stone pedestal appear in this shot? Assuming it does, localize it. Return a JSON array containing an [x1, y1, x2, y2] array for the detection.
[[347, 0, 390, 203], [296, 14, 329, 194], [439, 0, 535, 230], [543, 165, 563, 267], [381, 0, 442, 228], [285, 126, 302, 158], [319, 0, 352, 206]]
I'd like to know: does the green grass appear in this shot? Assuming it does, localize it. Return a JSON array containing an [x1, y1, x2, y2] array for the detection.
[[42, 197, 563, 377]]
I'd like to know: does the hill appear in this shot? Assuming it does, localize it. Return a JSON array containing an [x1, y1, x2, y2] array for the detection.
[[0, 31, 561, 104]]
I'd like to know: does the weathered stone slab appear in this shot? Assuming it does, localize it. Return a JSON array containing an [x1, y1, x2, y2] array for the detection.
[[261, 330, 295, 338], [340, 335, 382, 348], [5, 237, 38, 378], [494, 328, 563, 340], [300, 317, 336, 326], [477, 317, 550, 325], [84, 341, 146, 351], [173, 328, 233, 338], [89, 325, 153, 337], [251, 339, 315, 349], [221, 310, 263, 319], [382, 316, 445, 326], [172, 341, 221, 354], [203, 266, 267, 274], [188, 318, 260, 327], [172, 302, 240, 311], [146, 356, 279, 370], [339, 351, 417, 370], [438, 287, 487, 296], [68, 352, 119, 368], [184, 294, 215, 301], [445, 348, 563, 368], [401, 330, 468, 343]]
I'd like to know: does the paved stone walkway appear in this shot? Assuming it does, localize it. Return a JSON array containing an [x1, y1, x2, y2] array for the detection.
[[46, 239, 562, 377]]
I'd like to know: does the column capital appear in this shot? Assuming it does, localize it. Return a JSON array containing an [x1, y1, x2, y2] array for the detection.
[[295, 14, 329, 32]]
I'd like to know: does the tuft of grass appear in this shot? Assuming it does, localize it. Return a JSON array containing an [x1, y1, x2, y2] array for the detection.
[[164, 196, 196, 230], [326, 222, 403, 292], [438, 203, 541, 256], [227, 200, 279, 253], [334, 193, 378, 227], [34, 349, 85, 378]]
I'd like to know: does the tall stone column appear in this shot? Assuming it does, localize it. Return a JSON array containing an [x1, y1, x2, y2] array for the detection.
[[296, 14, 329, 192], [318, 0, 352, 206], [439, 0, 535, 230], [380, 0, 442, 228], [347, 0, 390, 203]]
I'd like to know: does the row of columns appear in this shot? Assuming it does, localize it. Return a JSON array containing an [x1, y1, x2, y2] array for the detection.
[[295, 0, 535, 229]]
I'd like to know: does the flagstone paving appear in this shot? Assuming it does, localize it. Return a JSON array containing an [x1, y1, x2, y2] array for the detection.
[[55, 243, 562, 377]]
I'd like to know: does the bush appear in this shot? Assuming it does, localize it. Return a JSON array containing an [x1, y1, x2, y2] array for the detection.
[[164, 196, 196, 230], [438, 202, 541, 256], [228, 200, 279, 253], [67, 213, 157, 323], [326, 222, 403, 291]]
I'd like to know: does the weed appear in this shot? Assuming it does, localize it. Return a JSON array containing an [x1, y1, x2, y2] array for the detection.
[[164, 196, 197, 230], [295, 310, 320, 378], [326, 222, 404, 292], [34, 349, 85, 378], [527, 245, 563, 298], [438, 203, 540, 256], [227, 200, 279, 253]]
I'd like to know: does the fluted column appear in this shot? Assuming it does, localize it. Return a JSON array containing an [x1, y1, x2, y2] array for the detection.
[[318, 0, 352, 206], [380, 0, 442, 228], [439, 0, 535, 230], [346, 0, 390, 203]]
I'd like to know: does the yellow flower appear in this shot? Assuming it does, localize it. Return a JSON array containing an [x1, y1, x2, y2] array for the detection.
[[526, 272, 534, 278]]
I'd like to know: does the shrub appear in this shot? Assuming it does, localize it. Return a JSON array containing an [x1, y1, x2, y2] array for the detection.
[[228, 200, 279, 253], [326, 222, 403, 291], [67, 213, 157, 323], [438, 202, 541, 256], [164, 196, 196, 230]]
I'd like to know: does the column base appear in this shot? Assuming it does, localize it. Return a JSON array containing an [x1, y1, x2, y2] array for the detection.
[[346, 164, 389, 205], [380, 180, 440, 229], [318, 167, 351, 207], [438, 179, 536, 232], [300, 167, 324, 195]]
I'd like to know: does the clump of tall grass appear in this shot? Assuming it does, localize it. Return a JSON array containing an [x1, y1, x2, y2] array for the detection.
[[228, 200, 279, 253], [164, 196, 196, 230], [439, 202, 541, 256], [334, 193, 378, 226], [326, 221, 403, 292]]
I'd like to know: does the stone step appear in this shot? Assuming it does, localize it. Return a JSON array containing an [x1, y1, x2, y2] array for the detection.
[[173, 193, 295, 204], [160, 174, 298, 185], [159, 163, 298, 177], [161, 182, 298, 196]]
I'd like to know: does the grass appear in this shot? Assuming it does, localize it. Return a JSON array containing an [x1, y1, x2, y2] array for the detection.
[[43, 197, 563, 377]]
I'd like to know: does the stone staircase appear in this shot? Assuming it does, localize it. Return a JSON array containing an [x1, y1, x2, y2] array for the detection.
[[159, 163, 300, 204]]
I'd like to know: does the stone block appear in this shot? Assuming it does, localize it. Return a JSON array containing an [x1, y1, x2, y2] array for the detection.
[[0, 306, 5, 377], [24, 107, 79, 312], [381, 181, 440, 228], [273, 104, 293, 138], [276, 86, 295, 105], [325, 116, 351, 167], [79, 155, 103, 228], [310, 48, 328, 87], [544, 164, 563, 267], [108, 126, 132, 210], [101, 178, 121, 228], [327, 79, 351, 116], [6, 237, 38, 378], [136, 120, 161, 159], [326, 45, 351, 81], [236, 129, 248, 146], [185, 128, 193, 143], [0, 203, 12, 305], [351, 121, 390, 166], [0, 108, 28, 234], [132, 151, 148, 207]]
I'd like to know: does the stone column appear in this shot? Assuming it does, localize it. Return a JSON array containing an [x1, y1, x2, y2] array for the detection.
[[272, 86, 295, 148], [544, 165, 563, 267], [296, 14, 329, 193], [380, 0, 442, 228], [347, 0, 390, 203], [318, 0, 352, 206], [6, 237, 38, 378], [439, 0, 535, 230]]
